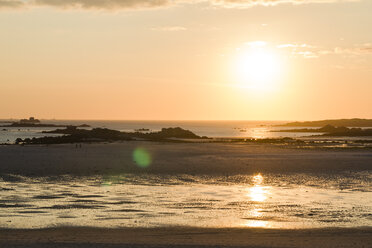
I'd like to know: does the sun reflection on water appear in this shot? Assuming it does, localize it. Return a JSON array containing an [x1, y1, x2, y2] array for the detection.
[[250, 186, 267, 202], [242, 220, 270, 228], [250, 208, 263, 218], [1, 173, 371, 229], [249, 174, 269, 202], [252, 174, 264, 184], [242, 174, 272, 228]]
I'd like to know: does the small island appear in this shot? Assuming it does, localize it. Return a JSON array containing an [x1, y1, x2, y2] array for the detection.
[[15, 127, 205, 144], [0, 117, 90, 128], [19, 117, 40, 124]]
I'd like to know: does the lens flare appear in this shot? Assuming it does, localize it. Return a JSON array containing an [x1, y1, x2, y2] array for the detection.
[[133, 147, 152, 168]]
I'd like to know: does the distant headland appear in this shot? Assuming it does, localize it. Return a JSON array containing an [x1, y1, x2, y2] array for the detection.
[[273, 124, 372, 137], [277, 118, 372, 127]]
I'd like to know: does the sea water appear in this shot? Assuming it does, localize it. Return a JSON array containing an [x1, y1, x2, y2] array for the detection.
[[0, 173, 371, 229], [0, 120, 327, 144]]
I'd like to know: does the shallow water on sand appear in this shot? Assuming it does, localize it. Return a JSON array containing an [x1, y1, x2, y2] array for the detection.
[[0, 173, 371, 229]]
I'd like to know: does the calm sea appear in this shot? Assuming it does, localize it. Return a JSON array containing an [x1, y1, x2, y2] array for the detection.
[[0, 120, 323, 144]]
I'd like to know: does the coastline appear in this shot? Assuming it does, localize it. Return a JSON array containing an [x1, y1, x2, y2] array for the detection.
[[1, 226, 371, 248]]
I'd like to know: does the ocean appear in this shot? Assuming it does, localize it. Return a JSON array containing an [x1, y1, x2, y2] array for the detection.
[[0, 120, 325, 144]]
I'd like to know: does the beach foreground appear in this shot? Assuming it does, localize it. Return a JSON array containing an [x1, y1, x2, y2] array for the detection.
[[1, 227, 372, 248], [1, 142, 371, 247], [1, 141, 372, 176]]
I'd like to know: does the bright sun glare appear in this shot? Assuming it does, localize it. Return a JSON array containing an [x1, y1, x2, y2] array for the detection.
[[234, 42, 281, 91]]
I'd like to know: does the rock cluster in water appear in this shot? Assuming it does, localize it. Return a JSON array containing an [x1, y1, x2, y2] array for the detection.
[[15, 127, 204, 144]]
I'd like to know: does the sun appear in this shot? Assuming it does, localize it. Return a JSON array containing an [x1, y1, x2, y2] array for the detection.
[[233, 43, 281, 91]]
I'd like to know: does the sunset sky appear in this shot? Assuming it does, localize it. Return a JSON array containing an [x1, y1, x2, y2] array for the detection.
[[1, 0, 372, 120]]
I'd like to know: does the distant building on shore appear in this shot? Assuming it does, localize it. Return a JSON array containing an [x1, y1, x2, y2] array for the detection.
[[19, 117, 40, 124]]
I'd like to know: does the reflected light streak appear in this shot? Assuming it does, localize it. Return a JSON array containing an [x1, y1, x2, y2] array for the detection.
[[250, 186, 267, 202], [242, 220, 269, 228], [252, 174, 264, 185], [250, 208, 263, 218], [241, 174, 272, 228], [249, 174, 269, 202]]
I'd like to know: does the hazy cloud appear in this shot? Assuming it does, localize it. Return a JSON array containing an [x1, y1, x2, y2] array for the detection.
[[277, 42, 372, 59], [32, 0, 171, 9], [277, 43, 311, 48], [210, 0, 360, 8], [276, 43, 317, 58], [0, 0, 24, 8], [151, 26, 187, 31], [0, 0, 361, 10], [246, 41, 267, 47], [333, 45, 372, 56]]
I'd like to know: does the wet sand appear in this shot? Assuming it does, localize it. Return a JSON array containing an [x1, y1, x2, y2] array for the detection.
[[1, 142, 371, 247], [0, 142, 371, 176], [1, 227, 371, 248]]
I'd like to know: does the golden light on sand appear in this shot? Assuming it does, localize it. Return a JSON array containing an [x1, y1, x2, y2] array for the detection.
[[249, 174, 268, 202], [242, 174, 272, 228], [249, 185, 267, 202], [242, 220, 269, 228], [252, 174, 264, 185], [233, 42, 281, 92]]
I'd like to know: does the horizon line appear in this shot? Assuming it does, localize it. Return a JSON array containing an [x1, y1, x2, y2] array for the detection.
[[1, 117, 372, 122]]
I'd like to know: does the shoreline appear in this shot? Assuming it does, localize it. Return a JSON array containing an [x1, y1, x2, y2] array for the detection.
[[1, 226, 371, 248]]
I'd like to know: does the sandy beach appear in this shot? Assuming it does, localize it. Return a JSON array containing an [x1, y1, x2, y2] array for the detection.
[[0, 227, 371, 248], [1, 142, 371, 176], [1, 142, 371, 247]]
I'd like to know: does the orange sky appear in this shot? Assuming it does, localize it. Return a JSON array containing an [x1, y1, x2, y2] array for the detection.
[[1, 0, 372, 120]]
